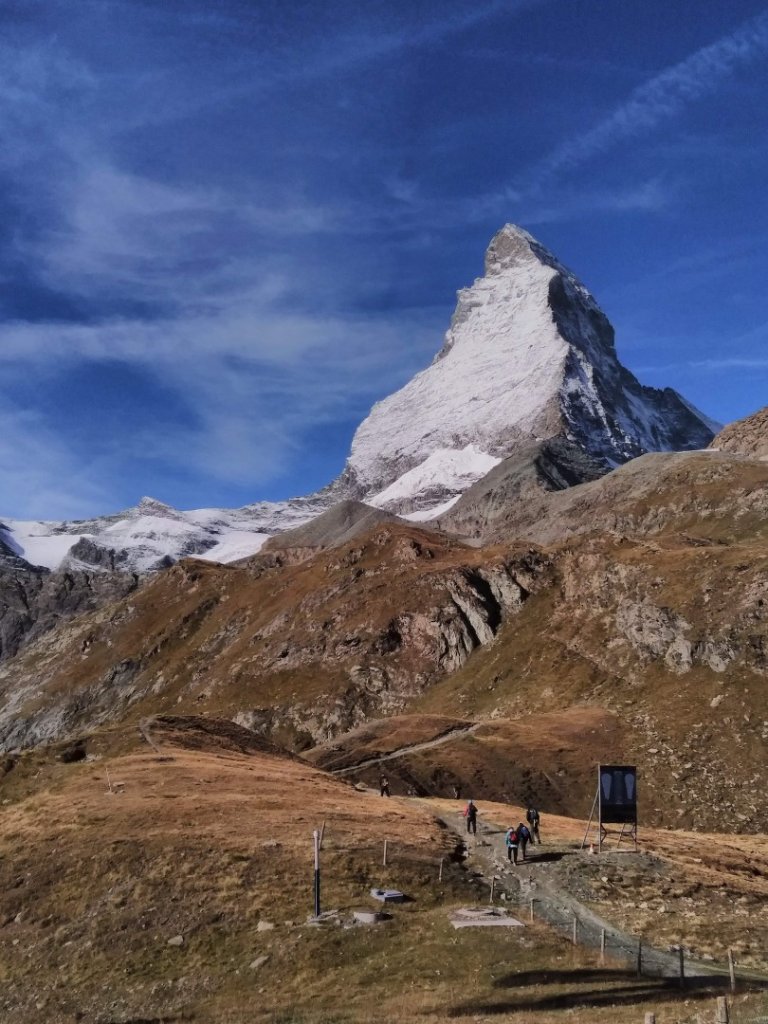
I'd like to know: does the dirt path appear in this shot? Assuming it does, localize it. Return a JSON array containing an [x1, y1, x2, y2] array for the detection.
[[430, 802, 768, 987], [330, 723, 480, 776]]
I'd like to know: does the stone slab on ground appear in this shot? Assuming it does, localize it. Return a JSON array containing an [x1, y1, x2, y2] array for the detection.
[[450, 907, 525, 929]]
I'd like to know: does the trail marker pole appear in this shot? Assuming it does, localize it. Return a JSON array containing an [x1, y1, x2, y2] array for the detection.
[[438, 857, 444, 882], [489, 877, 495, 904], [383, 839, 388, 867], [312, 829, 321, 919], [600, 928, 606, 963], [727, 948, 736, 993], [572, 916, 578, 946]]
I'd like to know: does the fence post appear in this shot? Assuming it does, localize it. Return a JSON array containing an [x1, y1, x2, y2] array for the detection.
[[383, 839, 388, 866], [727, 948, 736, 993], [716, 996, 730, 1024]]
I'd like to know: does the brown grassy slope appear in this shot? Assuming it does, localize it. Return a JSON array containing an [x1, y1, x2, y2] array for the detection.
[[712, 405, 768, 459], [0, 525, 548, 751], [415, 535, 768, 830], [440, 449, 768, 546], [2, 720, 766, 1024], [306, 708, 626, 816], [0, 720, 467, 1024]]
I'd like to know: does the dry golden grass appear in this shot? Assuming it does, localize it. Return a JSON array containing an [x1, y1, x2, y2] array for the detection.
[[0, 724, 765, 1023]]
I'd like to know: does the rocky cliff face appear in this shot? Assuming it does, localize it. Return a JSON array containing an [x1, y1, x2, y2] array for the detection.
[[0, 526, 550, 752], [0, 564, 141, 663]]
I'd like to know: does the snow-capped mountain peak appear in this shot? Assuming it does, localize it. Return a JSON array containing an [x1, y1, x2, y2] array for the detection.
[[338, 223, 717, 513], [2, 224, 719, 569]]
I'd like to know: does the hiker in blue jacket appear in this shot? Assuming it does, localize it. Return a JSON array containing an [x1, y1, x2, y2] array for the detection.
[[518, 822, 531, 861]]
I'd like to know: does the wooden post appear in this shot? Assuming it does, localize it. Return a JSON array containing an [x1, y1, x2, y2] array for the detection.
[[716, 996, 729, 1024], [644, 1014, 656, 1024], [600, 928, 606, 962], [727, 948, 736, 993], [529, 899, 535, 922], [489, 877, 495, 904], [636, 939, 642, 977], [312, 830, 321, 918], [438, 857, 444, 882], [678, 945, 685, 989], [383, 839, 388, 866], [572, 915, 578, 945]]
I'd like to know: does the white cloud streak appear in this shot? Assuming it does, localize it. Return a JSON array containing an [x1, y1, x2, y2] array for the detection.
[[534, 10, 768, 180]]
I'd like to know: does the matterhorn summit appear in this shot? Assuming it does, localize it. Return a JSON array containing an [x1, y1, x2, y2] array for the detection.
[[2, 225, 719, 570], [339, 224, 718, 514]]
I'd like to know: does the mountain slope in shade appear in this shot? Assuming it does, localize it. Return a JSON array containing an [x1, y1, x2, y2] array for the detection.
[[339, 224, 718, 513]]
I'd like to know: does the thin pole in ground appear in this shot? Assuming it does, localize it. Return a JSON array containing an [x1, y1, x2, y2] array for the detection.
[[529, 899, 535, 922], [383, 839, 388, 867], [678, 945, 685, 989], [312, 829, 321, 918], [489, 877, 495, 904], [438, 857, 444, 882], [716, 996, 730, 1024], [728, 948, 736, 993], [600, 928, 606, 963], [572, 915, 578, 946]]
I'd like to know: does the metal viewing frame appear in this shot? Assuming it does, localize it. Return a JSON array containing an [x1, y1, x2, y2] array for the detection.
[[581, 764, 638, 852]]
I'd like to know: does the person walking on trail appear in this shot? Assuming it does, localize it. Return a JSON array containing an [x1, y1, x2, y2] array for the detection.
[[379, 774, 390, 797], [518, 822, 531, 861], [464, 799, 478, 835], [526, 806, 541, 844], [505, 825, 520, 865]]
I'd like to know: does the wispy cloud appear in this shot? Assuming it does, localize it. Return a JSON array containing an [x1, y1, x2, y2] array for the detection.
[[533, 10, 768, 180]]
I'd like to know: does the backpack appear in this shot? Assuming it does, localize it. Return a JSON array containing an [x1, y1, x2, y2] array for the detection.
[[506, 829, 518, 845], [520, 825, 530, 840]]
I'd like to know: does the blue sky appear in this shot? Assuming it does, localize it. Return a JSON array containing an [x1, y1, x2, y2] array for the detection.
[[2, 0, 767, 519]]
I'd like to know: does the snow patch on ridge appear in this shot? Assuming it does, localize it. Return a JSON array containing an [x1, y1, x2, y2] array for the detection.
[[370, 446, 501, 513]]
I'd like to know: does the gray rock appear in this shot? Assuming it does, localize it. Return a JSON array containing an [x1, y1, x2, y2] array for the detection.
[[167, 935, 184, 947], [249, 955, 270, 970]]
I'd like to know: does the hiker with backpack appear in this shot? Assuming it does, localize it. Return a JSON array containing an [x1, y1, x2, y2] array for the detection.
[[526, 806, 541, 844], [505, 825, 520, 864], [518, 822, 531, 861], [464, 799, 478, 835]]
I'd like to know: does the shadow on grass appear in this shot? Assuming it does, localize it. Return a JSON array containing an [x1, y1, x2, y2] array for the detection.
[[447, 967, 743, 1016], [520, 850, 566, 864]]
